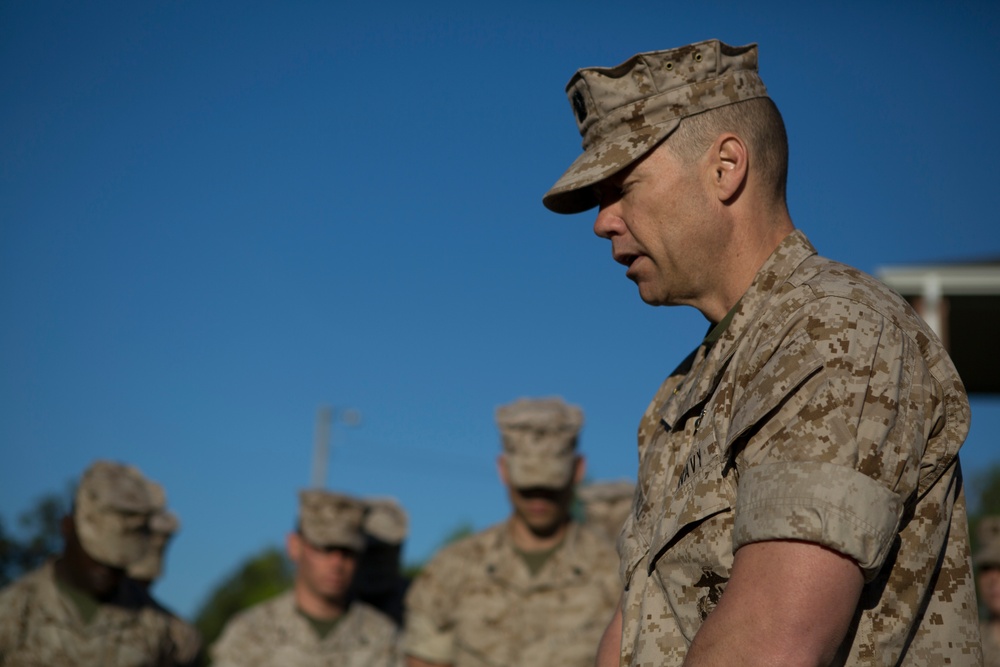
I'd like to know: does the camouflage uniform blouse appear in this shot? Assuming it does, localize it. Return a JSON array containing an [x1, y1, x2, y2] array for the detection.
[[983, 622, 1000, 667], [618, 230, 982, 666], [403, 520, 620, 667], [210, 591, 399, 667], [0, 561, 175, 666]]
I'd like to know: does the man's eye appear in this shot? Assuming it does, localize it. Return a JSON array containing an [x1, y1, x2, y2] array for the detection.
[[595, 184, 624, 202]]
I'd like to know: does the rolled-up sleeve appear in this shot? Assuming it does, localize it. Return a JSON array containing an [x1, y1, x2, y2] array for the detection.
[[729, 296, 933, 581]]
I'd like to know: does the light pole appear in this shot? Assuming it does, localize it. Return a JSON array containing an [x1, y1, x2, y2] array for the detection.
[[310, 405, 362, 488]]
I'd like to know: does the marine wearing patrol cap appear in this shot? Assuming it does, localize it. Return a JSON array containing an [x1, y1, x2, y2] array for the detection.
[[355, 497, 410, 624], [543, 38, 768, 214], [298, 489, 367, 552], [495, 396, 583, 489], [74, 460, 157, 568]]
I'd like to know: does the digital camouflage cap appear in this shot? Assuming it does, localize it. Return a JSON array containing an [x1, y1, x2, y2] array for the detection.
[[543, 38, 769, 215], [363, 497, 408, 546], [298, 489, 367, 552], [74, 460, 157, 568], [496, 397, 583, 489], [127, 478, 181, 581]]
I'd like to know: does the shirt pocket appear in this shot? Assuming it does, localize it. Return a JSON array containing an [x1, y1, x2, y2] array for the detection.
[[647, 423, 735, 571], [453, 592, 510, 667], [619, 485, 649, 591]]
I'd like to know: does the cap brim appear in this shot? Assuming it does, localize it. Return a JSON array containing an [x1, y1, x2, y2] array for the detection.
[[507, 454, 575, 489], [542, 119, 680, 215]]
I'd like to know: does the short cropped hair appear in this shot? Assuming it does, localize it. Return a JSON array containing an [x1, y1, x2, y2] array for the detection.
[[666, 97, 788, 203]]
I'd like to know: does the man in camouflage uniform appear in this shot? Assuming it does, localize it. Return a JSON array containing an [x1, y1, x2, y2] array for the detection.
[[127, 479, 203, 667], [578, 479, 636, 543], [402, 397, 620, 667], [0, 460, 177, 666], [210, 489, 399, 667], [978, 517, 1000, 666], [542, 38, 982, 665]]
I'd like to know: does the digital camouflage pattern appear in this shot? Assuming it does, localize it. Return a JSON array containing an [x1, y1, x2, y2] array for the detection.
[[578, 479, 636, 543], [74, 460, 158, 569], [210, 591, 399, 667], [617, 230, 982, 665], [124, 476, 202, 666], [542, 39, 768, 215], [138, 593, 202, 667], [495, 396, 583, 489], [126, 478, 177, 582], [363, 498, 408, 546], [984, 624, 1000, 667], [402, 521, 619, 667], [0, 561, 176, 666], [298, 490, 367, 552]]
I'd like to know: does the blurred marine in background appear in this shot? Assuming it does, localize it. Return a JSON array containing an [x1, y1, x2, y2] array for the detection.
[[979, 517, 1000, 667], [210, 489, 399, 667], [578, 479, 636, 544], [355, 497, 410, 626], [402, 396, 620, 667], [127, 479, 203, 667], [0, 460, 178, 665]]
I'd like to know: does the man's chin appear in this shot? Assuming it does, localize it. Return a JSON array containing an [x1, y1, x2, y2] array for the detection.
[[525, 517, 563, 538], [632, 279, 663, 306]]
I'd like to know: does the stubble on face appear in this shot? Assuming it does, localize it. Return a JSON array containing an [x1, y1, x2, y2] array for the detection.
[[294, 537, 358, 605], [594, 142, 722, 311], [509, 485, 573, 538]]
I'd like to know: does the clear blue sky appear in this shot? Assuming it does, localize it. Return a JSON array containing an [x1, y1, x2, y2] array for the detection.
[[2, 1, 999, 619]]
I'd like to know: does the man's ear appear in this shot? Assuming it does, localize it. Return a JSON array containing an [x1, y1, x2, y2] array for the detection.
[[709, 133, 749, 202], [286, 532, 302, 564]]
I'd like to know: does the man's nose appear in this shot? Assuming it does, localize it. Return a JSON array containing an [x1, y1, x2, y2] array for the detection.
[[594, 204, 624, 239]]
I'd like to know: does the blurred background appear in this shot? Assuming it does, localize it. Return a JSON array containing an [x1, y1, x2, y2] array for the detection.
[[2, 0, 998, 637]]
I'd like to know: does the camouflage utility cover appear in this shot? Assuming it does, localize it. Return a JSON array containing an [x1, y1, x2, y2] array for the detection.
[[211, 591, 399, 667], [403, 521, 619, 667], [127, 478, 180, 582], [0, 561, 176, 666], [984, 623, 1000, 667], [617, 231, 982, 665], [298, 489, 367, 552], [363, 497, 408, 546], [75, 460, 158, 568], [543, 39, 768, 215], [496, 396, 583, 489]]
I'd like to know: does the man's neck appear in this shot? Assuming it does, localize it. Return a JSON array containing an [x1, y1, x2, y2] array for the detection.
[[508, 515, 571, 552], [294, 581, 348, 621], [700, 208, 794, 323]]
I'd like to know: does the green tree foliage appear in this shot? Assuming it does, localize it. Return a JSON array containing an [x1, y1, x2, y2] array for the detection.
[[0, 490, 72, 587], [193, 547, 293, 655]]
